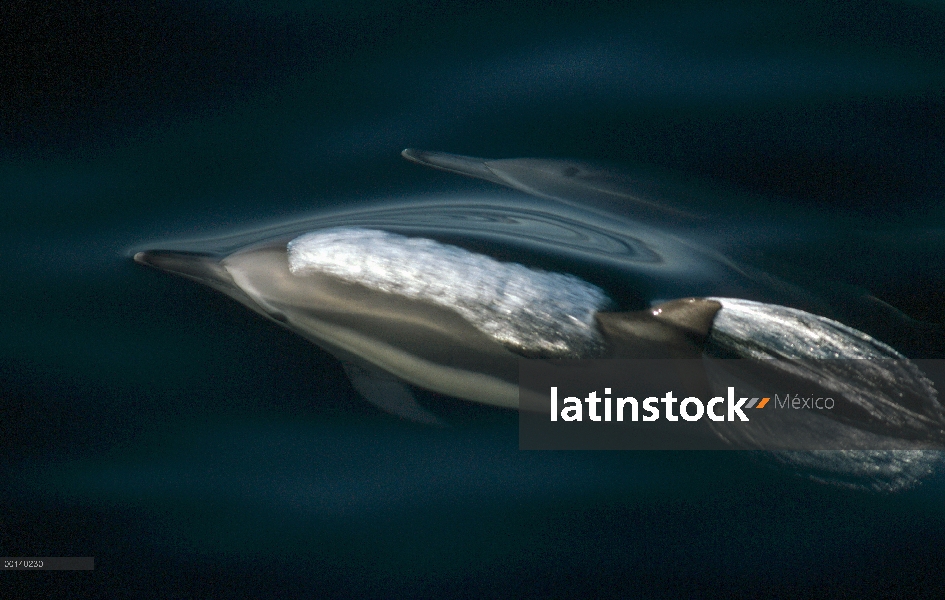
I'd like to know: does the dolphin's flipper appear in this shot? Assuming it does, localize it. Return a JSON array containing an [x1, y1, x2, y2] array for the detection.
[[341, 360, 445, 426], [402, 148, 701, 220]]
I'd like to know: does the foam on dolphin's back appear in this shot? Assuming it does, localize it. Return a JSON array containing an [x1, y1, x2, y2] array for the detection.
[[705, 297, 945, 492], [706, 297, 913, 361], [705, 297, 940, 423], [287, 227, 612, 358]]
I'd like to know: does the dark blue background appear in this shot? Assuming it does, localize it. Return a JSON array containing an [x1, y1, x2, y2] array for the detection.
[[3, 1, 945, 597]]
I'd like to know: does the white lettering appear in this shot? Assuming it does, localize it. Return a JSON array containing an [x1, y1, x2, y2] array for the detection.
[[642, 397, 659, 421], [680, 397, 704, 422], [661, 391, 679, 422], [586, 391, 602, 422], [707, 397, 725, 421], [618, 397, 638, 422], [562, 396, 582, 421], [728, 386, 749, 421]]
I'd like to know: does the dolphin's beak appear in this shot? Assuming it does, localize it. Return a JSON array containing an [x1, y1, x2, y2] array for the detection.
[[133, 250, 238, 293], [134, 249, 287, 323], [401, 148, 506, 186], [134, 250, 256, 306], [135, 249, 267, 313]]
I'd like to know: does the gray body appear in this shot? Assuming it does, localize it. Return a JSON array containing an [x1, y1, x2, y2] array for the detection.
[[135, 240, 720, 419]]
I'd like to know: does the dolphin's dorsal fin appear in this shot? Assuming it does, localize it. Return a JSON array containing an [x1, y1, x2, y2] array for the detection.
[[595, 298, 722, 359], [341, 360, 446, 426], [647, 297, 722, 339]]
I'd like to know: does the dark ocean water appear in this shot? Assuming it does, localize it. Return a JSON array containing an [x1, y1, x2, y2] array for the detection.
[[3, 1, 945, 597]]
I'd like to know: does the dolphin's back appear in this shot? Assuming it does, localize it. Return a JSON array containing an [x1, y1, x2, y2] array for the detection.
[[221, 242, 524, 407]]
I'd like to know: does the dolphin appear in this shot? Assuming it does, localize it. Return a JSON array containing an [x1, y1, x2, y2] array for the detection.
[[133, 148, 943, 417], [134, 227, 722, 424], [133, 149, 945, 489]]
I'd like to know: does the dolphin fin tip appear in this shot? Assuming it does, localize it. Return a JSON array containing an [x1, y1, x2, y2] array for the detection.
[[649, 297, 723, 339]]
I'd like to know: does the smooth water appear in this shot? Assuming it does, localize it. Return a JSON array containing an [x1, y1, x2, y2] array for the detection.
[[3, 1, 945, 597]]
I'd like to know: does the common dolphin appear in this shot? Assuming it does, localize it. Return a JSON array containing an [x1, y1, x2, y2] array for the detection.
[[134, 227, 722, 424], [134, 149, 944, 489]]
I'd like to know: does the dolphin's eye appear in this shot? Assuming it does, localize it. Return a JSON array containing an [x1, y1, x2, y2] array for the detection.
[[562, 166, 580, 177]]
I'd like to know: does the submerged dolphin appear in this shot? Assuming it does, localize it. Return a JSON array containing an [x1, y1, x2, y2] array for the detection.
[[135, 149, 944, 489], [400, 149, 945, 359]]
